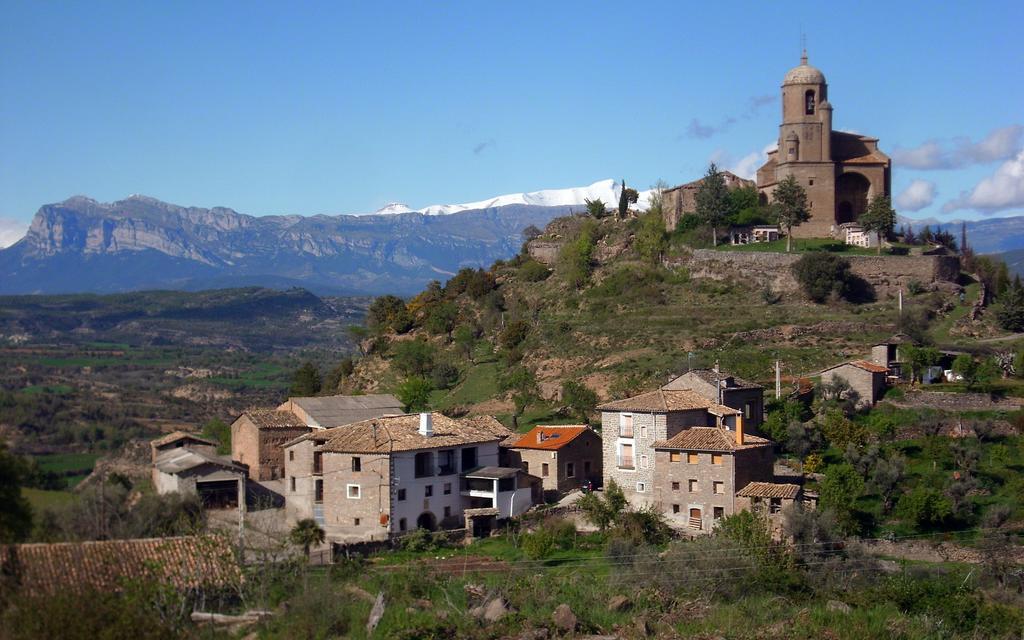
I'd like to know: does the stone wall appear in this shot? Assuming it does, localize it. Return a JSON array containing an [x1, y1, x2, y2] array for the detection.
[[682, 250, 959, 297]]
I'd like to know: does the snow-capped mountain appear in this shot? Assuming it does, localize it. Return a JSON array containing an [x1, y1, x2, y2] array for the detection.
[[374, 179, 654, 217]]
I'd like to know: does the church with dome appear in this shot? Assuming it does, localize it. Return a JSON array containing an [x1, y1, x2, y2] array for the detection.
[[756, 52, 891, 238]]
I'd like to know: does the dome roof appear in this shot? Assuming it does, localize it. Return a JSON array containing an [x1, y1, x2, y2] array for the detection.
[[783, 51, 826, 85]]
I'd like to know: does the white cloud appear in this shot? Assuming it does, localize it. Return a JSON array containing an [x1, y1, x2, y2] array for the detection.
[[729, 141, 776, 180], [895, 180, 937, 212], [943, 150, 1024, 214], [0, 219, 28, 248], [893, 125, 1023, 170]]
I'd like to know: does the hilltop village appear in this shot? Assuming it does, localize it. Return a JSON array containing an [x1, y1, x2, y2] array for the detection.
[[4, 53, 1024, 639]]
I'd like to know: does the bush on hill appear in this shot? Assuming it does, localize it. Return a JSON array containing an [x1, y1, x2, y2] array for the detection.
[[791, 252, 854, 303]]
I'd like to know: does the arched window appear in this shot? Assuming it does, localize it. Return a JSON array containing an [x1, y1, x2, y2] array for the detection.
[[805, 90, 815, 115]]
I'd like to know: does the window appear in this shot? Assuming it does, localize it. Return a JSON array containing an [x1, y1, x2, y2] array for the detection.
[[640, 455, 649, 469], [713, 481, 724, 494], [639, 425, 647, 439], [714, 507, 724, 520], [636, 482, 646, 493], [347, 484, 361, 499], [438, 450, 455, 475], [522, 461, 529, 473], [712, 454, 723, 465], [397, 488, 406, 501], [415, 452, 434, 478], [670, 451, 681, 463], [542, 463, 549, 477], [498, 477, 514, 491], [744, 402, 752, 419], [805, 89, 815, 115], [425, 485, 433, 497], [289, 450, 294, 461], [351, 456, 361, 472], [399, 518, 407, 532], [444, 506, 451, 518], [314, 479, 323, 503], [770, 498, 782, 514], [443, 482, 452, 495], [618, 444, 634, 470], [673, 504, 680, 514], [672, 481, 680, 491], [566, 462, 575, 478], [688, 479, 698, 492], [461, 447, 478, 471], [313, 451, 323, 475], [619, 413, 634, 438], [354, 518, 360, 526], [290, 476, 296, 492], [687, 453, 699, 464]]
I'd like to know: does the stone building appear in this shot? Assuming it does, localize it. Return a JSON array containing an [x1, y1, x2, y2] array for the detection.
[[282, 412, 537, 543], [150, 431, 218, 462], [651, 420, 774, 533], [662, 369, 765, 431], [278, 393, 403, 429], [819, 360, 889, 408], [506, 425, 602, 498], [756, 51, 891, 238], [152, 446, 246, 510], [231, 409, 311, 481], [598, 389, 743, 507], [661, 171, 755, 232]]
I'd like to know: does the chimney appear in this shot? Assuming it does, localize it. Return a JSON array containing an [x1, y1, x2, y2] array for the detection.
[[735, 415, 744, 446], [419, 413, 433, 437]]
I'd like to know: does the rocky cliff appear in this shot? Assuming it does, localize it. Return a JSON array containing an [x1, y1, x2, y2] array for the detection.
[[1, 196, 574, 295]]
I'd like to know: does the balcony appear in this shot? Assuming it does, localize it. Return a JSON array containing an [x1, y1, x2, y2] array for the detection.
[[619, 426, 634, 438], [617, 456, 635, 470]]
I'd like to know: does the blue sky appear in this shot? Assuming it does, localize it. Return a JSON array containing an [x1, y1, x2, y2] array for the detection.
[[1, 1, 1023, 243]]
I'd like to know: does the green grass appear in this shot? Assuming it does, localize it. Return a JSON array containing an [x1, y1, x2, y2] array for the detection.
[[438, 361, 500, 408], [34, 452, 101, 487], [22, 487, 77, 511], [715, 237, 909, 256], [20, 384, 73, 395]]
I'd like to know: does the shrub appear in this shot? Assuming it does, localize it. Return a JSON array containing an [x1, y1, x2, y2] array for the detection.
[[521, 517, 577, 559], [791, 252, 853, 302], [499, 319, 531, 350], [399, 527, 449, 552], [367, 295, 412, 334], [561, 380, 598, 423], [896, 486, 952, 529], [613, 506, 672, 546], [391, 339, 436, 377], [430, 362, 460, 390], [395, 376, 432, 412], [517, 259, 551, 282]]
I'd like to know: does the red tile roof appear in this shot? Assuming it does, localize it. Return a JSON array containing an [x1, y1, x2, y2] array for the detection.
[[319, 413, 512, 454], [822, 360, 888, 375], [597, 389, 715, 413], [511, 425, 593, 451], [653, 427, 772, 452], [737, 482, 802, 499]]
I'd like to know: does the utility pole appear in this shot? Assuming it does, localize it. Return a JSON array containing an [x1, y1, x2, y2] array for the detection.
[[898, 288, 903, 316], [775, 360, 782, 400]]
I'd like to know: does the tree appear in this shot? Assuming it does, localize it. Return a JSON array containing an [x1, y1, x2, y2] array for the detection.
[[577, 479, 627, 530], [290, 361, 322, 396], [785, 420, 824, 472], [391, 339, 436, 377], [996, 276, 1024, 332], [902, 345, 940, 384], [200, 418, 231, 455], [860, 194, 897, 254], [584, 198, 608, 218], [818, 463, 864, 534], [0, 444, 33, 543], [618, 179, 639, 218], [452, 325, 476, 363], [694, 163, 730, 246], [423, 301, 458, 337], [346, 324, 370, 356], [772, 175, 811, 251], [290, 518, 325, 558], [557, 221, 596, 288], [396, 376, 432, 412], [791, 252, 853, 303], [561, 380, 598, 423], [633, 211, 668, 264], [500, 366, 539, 430], [952, 354, 997, 391], [499, 319, 531, 351], [366, 295, 412, 334], [324, 357, 355, 392]]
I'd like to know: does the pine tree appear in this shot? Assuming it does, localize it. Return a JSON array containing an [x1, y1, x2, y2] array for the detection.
[[996, 276, 1024, 333], [694, 163, 730, 246], [860, 194, 897, 255], [772, 174, 811, 252], [290, 361, 322, 396]]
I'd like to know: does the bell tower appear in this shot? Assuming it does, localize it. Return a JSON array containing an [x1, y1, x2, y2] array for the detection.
[[779, 50, 830, 163]]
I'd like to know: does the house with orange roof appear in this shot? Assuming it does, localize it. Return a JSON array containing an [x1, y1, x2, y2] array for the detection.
[[506, 425, 602, 498]]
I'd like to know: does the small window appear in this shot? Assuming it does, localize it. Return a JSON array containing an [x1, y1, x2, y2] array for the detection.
[[352, 456, 361, 472], [347, 484, 361, 499], [290, 477, 296, 492], [313, 451, 323, 474], [289, 450, 294, 461], [670, 451, 681, 463], [399, 518, 407, 532], [671, 481, 680, 491], [636, 482, 646, 493], [640, 425, 647, 439], [672, 504, 680, 514], [566, 462, 575, 478], [542, 463, 549, 477], [314, 479, 323, 503], [444, 482, 452, 495], [425, 485, 433, 497], [620, 413, 634, 438], [712, 454, 723, 465], [714, 506, 725, 520], [444, 506, 451, 518], [713, 481, 725, 495], [687, 453, 699, 464], [640, 455, 649, 469], [522, 461, 529, 473], [805, 89, 815, 115], [688, 479, 698, 492], [354, 518, 360, 526], [397, 488, 406, 501], [808, 179, 814, 187]]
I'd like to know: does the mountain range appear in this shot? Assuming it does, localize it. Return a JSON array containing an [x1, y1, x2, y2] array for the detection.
[[0, 180, 649, 296]]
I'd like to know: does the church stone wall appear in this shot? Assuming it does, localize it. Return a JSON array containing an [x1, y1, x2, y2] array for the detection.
[[682, 250, 959, 297]]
